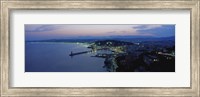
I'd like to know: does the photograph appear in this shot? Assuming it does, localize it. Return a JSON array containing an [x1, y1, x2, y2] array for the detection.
[[25, 24, 175, 72], [1, 0, 199, 96]]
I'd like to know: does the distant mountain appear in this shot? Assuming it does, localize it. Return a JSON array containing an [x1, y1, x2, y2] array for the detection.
[[26, 39, 97, 43], [26, 36, 175, 43], [100, 36, 175, 42], [159, 36, 175, 40], [74, 35, 158, 39]]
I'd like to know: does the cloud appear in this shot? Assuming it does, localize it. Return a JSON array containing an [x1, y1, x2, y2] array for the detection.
[[135, 25, 175, 37], [106, 31, 116, 34], [25, 24, 66, 33], [132, 25, 163, 31]]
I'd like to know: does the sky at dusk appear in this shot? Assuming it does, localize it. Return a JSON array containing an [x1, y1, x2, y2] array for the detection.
[[25, 24, 175, 41]]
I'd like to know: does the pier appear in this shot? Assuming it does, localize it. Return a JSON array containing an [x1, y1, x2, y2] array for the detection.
[[69, 50, 92, 56], [69, 48, 115, 57]]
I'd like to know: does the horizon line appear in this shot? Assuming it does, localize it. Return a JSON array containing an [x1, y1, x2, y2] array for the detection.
[[25, 35, 175, 41]]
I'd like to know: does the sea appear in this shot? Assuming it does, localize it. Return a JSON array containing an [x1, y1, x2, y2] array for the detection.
[[25, 42, 107, 72]]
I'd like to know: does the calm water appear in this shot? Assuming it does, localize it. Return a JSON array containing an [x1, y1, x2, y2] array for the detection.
[[25, 42, 107, 72]]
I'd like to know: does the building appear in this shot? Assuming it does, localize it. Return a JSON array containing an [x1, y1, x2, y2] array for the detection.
[[143, 55, 159, 66]]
